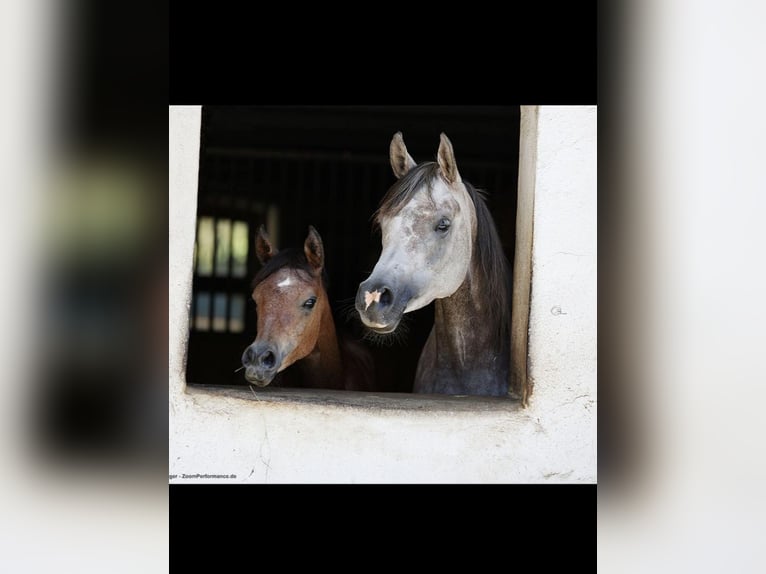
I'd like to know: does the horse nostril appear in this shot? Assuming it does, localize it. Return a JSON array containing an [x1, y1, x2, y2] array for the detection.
[[259, 350, 276, 369], [242, 346, 256, 366], [358, 283, 396, 313], [379, 287, 393, 307]]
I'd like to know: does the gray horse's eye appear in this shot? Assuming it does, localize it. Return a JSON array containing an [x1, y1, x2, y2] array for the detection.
[[435, 218, 451, 233], [302, 296, 317, 309]]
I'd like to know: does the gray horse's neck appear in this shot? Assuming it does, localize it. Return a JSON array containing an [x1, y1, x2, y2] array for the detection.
[[434, 270, 504, 369], [414, 266, 509, 396]]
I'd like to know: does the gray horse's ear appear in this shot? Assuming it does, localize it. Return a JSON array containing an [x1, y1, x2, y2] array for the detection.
[[390, 132, 417, 179], [304, 225, 324, 272], [437, 133, 462, 184], [255, 225, 277, 265]]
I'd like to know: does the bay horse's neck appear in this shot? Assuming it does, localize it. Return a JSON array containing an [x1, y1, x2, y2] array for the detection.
[[295, 295, 344, 389]]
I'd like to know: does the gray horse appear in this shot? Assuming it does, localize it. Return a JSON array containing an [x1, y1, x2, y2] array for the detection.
[[356, 132, 512, 397]]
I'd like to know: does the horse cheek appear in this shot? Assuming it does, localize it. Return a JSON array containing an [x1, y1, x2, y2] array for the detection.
[[298, 311, 321, 360]]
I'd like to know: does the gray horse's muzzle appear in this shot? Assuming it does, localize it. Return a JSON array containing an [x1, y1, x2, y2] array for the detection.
[[355, 279, 410, 333]]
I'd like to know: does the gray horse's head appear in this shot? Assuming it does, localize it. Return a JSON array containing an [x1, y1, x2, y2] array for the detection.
[[355, 132, 477, 333]]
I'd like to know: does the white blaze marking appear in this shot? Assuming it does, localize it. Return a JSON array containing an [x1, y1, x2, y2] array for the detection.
[[364, 289, 381, 310], [277, 277, 292, 288]]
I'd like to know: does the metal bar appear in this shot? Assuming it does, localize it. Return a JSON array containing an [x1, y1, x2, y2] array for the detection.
[[206, 146, 509, 170]]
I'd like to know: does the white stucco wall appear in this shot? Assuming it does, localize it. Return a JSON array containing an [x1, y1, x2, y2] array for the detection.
[[527, 106, 598, 474], [169, 105, 597, 483]]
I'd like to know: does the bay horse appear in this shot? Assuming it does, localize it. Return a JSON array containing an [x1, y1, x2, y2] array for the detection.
[[355, 132, 512, 397], [241, 225, 376, 391]]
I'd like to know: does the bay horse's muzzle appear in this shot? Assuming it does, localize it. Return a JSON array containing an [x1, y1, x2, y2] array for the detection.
[[241, 342, 280, 386]]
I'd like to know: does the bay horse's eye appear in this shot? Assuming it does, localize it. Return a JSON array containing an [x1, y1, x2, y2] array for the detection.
[[303, 297, 317, 309], [435, 218, 451, 233]]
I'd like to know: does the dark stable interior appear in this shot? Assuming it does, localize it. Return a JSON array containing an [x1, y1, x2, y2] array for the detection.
[[185, 106, 520, 393]]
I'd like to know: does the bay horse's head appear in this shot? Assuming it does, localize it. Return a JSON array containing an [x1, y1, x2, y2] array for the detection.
[[241, 226, 327, 386], [356, 132, 476, 334]]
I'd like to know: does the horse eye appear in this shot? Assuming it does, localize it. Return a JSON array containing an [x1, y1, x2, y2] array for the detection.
[[435, 218, 451, 232], [302, 297, 317, 309]]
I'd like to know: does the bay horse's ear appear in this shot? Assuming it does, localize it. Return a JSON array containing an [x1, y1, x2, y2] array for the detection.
[[304, 225, 324, 273], [437, 132, 462, 184], [390, 131, 417, 179], [255, 225, 277, 265]]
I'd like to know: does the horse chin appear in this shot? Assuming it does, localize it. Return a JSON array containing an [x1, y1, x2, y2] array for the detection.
[[368, 323, 399, 335], [250, 378, 272, 387], [245, 369, 276, 387], [361, 316, 402, 335]]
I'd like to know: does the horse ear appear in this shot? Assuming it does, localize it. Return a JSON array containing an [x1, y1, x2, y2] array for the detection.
[[437, 132, 462, 184], [255, 225, 277, 265], [390, 131, 417, 179], [304, 225, 324, 272]]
